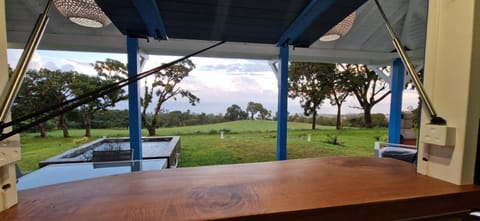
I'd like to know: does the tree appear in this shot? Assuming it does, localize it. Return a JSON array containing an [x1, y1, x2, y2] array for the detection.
[[12, 70, 47, 137], [70, 74, 102, 137], [93, 58, 128, 83], [327, 69, 350, 130], [246, 101, 270, 120], [288, 62, 336, 130], [259, 109, 272, 120], [43, 69, 75, 137], [12, 68, 74, 137], [246, 102, 258, 120], [141, 59, 199, 136], [225, 104, 248, 121], [341, 64, 391, 128], [70, 59, 128, 137]]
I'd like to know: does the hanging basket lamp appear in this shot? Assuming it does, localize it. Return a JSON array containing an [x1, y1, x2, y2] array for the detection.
[[53, 0, 111, 28], [320, 12, 356, 42]]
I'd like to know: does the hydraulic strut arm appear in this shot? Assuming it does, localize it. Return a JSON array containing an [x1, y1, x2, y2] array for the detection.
[[0, 0, 52, 124], [374, 0, 446, 125]]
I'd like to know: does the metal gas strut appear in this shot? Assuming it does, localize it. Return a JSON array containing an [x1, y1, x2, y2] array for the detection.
[[0, 41, 225, 141], [374, 0, 446, 125], [0, 0, 53, 125]]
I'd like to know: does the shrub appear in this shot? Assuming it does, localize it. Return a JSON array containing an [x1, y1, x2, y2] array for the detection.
[[345, 113, 388, 128], [371, 113, 389, 127], [316, 116, 337, 126], [220, 128, 231, 133], [208, 129, 218, 134], [323, 134, 343, 146], [72, 137, 89, 144]]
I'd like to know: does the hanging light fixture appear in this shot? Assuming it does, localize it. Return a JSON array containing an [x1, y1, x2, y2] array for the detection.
[[53, 0, 111, 28], [319, 12, 356, 42]]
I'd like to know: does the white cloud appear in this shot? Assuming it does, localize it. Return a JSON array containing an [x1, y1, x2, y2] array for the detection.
[[7, 49, 42, 70], [60, 64, 75, 72], [7, 49, 101, 75]]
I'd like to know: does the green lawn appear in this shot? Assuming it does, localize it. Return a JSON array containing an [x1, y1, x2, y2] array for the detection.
[[17, 120, 388, 173], [179, 128, 385, 167]]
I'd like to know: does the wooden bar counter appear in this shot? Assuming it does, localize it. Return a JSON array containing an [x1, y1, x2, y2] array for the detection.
[[2, 157, 480, 220]]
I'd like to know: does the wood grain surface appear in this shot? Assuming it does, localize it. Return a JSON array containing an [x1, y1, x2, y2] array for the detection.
[[2, 157, 480, 220]]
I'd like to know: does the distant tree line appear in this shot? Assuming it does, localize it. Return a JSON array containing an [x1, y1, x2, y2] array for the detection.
[[87, 109, 227, 129], [145, 110, 226, 128], [224, 101, 272, 121], [288, 113, 389, 128]]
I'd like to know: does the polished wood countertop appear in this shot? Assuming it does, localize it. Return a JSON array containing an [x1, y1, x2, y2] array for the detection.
[[2, 157, 480, 220]]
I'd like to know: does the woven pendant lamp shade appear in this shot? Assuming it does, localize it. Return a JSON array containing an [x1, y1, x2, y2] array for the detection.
[[53, 0, 111, 28], [320, 12, 356, 42]]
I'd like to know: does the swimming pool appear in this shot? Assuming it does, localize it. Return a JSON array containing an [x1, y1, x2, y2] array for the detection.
[[39, 136, 180, 168]]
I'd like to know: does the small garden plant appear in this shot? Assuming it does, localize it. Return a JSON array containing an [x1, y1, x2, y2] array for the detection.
[[323, 134, 344, 146]]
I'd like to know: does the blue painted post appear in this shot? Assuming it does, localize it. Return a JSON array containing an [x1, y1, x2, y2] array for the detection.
[[276, 46, 289, 160], [388, 58, 405, 144], [127, 37, 143, 160]]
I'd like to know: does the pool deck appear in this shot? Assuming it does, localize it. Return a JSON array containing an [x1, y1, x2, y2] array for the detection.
[[2, 157, 480, 220]]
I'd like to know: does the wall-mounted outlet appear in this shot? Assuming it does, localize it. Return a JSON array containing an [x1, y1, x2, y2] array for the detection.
[[1, 163, 17, 211], [421, 124, 456, 146], [0, 138, 21, 212]]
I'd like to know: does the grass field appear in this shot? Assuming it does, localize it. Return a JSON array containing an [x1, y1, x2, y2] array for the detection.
[[17, 120, 388, 173]]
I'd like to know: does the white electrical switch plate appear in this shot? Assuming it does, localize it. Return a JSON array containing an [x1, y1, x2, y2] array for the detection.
[[421, 124, 456, 146], [0, 137, 21, 212], [1, 163, 18, 211]]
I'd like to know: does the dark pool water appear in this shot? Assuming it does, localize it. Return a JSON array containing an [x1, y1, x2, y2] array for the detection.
[[64, 141, 171, 161]]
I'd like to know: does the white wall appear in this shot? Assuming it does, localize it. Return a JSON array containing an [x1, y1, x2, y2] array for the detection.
[[0, 0, 21, 211], [417, 0, 480, 185]]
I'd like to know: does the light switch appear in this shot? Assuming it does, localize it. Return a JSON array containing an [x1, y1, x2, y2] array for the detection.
[[421, 124, 456, 146]]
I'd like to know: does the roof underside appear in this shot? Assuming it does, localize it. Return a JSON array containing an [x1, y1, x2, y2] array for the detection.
[[5, 0, 427, 65], [96, 0, 367, 47]]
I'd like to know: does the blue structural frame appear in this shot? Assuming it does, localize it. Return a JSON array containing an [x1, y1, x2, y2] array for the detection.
[[276, 0, 335, 46], [388, 58, 405, 144], [276, 46, 289, 160], [127, 37, 143, 160], [131, 0, 168, 40]]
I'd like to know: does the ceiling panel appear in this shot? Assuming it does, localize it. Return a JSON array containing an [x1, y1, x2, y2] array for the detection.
[[5, 0, 427, 65]]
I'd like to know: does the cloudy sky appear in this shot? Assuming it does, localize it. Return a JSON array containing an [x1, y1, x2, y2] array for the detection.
[[7, 49, 419, 116]]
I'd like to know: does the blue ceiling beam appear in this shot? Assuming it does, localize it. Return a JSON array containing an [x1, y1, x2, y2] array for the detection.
[[131, 0, 168, 40], [276, 0, 336, 47]]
